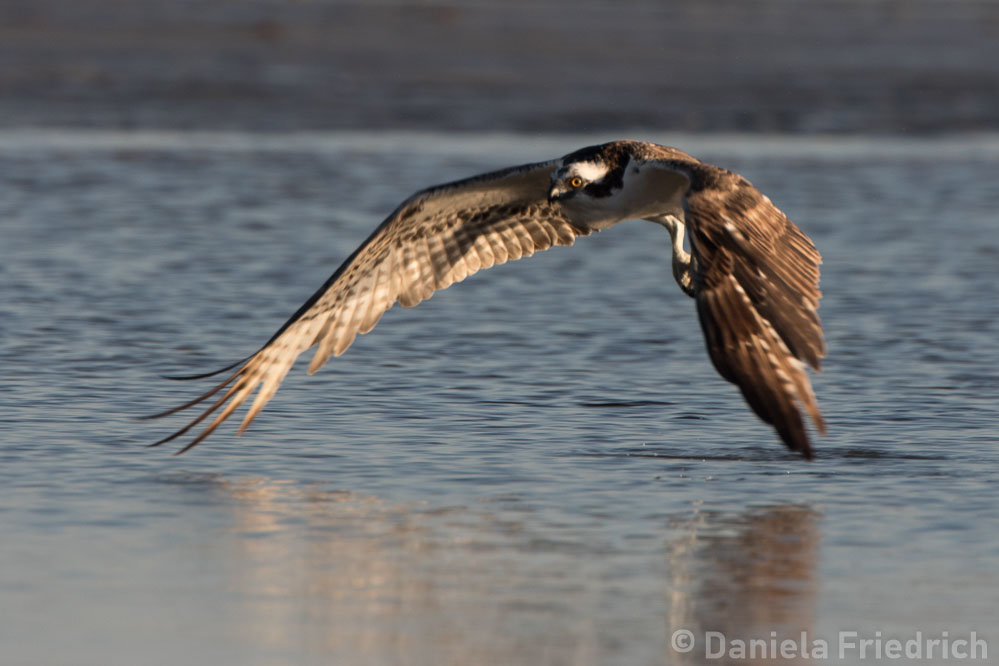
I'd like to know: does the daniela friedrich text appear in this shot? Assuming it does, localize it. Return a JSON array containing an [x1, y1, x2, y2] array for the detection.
[[670, 629, 987, 661]]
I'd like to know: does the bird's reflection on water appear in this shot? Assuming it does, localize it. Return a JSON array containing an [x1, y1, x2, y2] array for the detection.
[[188, 476, 819, 665], [667, 504, 821, 665]]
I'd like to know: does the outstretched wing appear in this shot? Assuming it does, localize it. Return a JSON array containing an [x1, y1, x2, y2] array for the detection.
[[681, 165, 825, 458], [149, 159, 591, 453]]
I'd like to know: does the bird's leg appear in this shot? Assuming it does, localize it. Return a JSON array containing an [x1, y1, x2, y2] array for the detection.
[[648, 215, 695, 297]]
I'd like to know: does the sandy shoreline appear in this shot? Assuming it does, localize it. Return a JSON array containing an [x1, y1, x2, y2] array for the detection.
[[2, 0, 997, 133]]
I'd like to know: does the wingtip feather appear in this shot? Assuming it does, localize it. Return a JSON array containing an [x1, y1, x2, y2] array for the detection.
[[159, 356, 251, 381]]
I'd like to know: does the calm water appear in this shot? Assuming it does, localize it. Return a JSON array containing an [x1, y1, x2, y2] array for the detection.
[[2, 131, 998, 665]]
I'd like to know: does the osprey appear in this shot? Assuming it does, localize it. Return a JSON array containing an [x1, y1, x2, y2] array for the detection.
[[149, 141, 825, 458]]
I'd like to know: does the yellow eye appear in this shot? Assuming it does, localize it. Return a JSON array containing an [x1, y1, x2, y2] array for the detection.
[[569, 176, 584, 188]]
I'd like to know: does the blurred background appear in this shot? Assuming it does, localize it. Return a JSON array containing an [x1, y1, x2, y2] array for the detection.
[[3, 0, 997, 134]]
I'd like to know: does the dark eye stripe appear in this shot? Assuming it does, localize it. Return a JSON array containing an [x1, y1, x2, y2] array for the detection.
[[582, 164, 626, 198]]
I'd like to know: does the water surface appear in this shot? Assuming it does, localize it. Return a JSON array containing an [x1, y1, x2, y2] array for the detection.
[[2, 132, 997, 665]]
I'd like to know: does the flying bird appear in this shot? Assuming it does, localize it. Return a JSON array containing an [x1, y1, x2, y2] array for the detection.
[[148, 141, 825, 458]]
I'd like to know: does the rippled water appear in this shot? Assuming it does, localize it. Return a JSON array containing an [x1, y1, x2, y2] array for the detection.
[[2, 131, 998, 665]]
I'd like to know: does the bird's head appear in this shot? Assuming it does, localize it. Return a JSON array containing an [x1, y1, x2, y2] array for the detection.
[[548, 142, 637, 229]]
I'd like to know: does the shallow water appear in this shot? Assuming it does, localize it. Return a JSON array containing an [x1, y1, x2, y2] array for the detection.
[[2, 131, 998, 665]]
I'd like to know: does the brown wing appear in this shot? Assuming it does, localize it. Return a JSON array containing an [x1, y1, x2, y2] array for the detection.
[[684, 165, 825, 458], [148, 159, 590, 453]]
